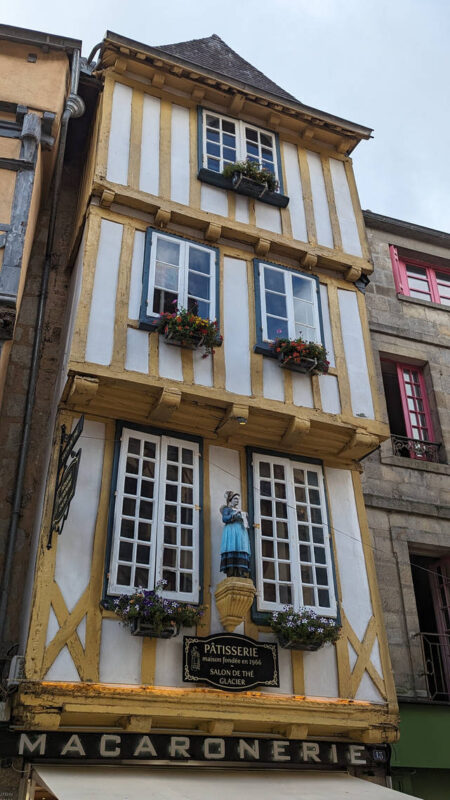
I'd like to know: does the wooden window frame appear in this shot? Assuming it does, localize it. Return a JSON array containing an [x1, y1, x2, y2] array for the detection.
[[390, 245, 450, 306], [250, 450, 337, 618], [139, 228, 219, 330], [397, 363, 435, 444], [107, 423, 202, 604]]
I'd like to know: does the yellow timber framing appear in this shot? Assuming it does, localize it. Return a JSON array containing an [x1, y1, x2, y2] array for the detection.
[[13, 680, 398, 741]]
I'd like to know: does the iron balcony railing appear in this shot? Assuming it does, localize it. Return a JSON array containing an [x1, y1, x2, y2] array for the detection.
[[414, 631, 450, 701], [391, 434, 441, 463]]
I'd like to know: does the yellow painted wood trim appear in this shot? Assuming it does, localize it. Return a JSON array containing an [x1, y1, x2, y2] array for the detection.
[[95, 72, 115, 181], [128, 88, 144, 189], [189, 105, 201, 209], [42, 584, 88, 679], [227, 190, 236, 222], [248, 197, 256, 227], [326, 283, 352, 415], [297, 147, 317, 246], [356, 290, 382, 422], [291, 650, 305, 695], [351, 472, 398, 711], [311, 375, 322, 411], [279, 141, 292, 239], [149, 329, 159, 378], [321, 156, 342, 252], [181, 347, 194, 386], [283, 368, 293, 406], [24, 410, 74, 679], [85, 419, 116, 682], [344, 160, 370, 261], [141, 638, 157, 685], [159, 99, 172, 200], [71, 212, 101, 363], [111, 225, 135, 371]]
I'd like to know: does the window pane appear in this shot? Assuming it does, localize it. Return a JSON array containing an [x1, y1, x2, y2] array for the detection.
[[222, 120, 236, 133], [260, 133, 273, 147], [292, 275, 313, 301], [156, 238, 181, 266], [188, 271, 210, 300], [264, 267, 285, 293], [206, 115, 220, 128], [207, 158, 220, 172], [155, 262, 179, 291], [294, 299, 315, 327], [265, 291, 287, 317], [267, 317, 288, 340], [206, 141, 220, 157], [189, 248, 211, 274], [245, 128, 258, 142], [206, 128, 220, 142]]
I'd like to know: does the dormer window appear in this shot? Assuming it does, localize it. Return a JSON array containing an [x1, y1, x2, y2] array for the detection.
[[202, 110, 277, 180]]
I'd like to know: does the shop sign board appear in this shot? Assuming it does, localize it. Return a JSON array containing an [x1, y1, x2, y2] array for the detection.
[[183, 633, 279, 690], [0, 731, 389, 768]]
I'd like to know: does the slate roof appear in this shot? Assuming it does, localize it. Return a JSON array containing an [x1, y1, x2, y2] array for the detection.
[[154, 34, 298, 103]]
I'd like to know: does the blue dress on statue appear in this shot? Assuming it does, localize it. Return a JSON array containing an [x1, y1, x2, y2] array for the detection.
[[220, 507, 251, 576]]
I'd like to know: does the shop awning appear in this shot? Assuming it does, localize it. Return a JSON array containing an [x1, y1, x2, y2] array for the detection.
[[34, 766, 419, 799]]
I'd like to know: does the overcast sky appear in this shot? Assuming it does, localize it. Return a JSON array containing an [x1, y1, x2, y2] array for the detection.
[[6, 0, 450, 232]]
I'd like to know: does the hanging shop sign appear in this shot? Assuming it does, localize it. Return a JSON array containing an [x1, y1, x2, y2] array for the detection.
[[183, 633, 279, 691], [47, 415, 84, 549], [0, 730, 390, 768]]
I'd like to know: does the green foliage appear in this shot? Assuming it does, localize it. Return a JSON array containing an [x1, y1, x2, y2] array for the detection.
[[269, 606, 341, 647], [271, 337, 329, 374], [112, 582, 206, 635], [223, 159, 279, 193], [155, 306, 223, 357]]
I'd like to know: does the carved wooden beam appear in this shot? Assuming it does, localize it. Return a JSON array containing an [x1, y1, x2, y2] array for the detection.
[[216, 403, 249, 437], [151, 72, 165, 88], [191, 86, 205, 102], [345, 264, 362, 282], [113, 57, 127, 74], [155, 208, 171, 227], [100, 189, 115, 208], [122, 715, 153, 732], [205, 222, 222, 242], [338, 429, 379, 461], [300, 253, 317, 271], [148, 388, 182, 423], [274, 723, 308, 740], [281, 416, 310, 448], [229, 93, 245, 115], [255, 237, 270, 257], [207, 720, 234, 736], [68, 375, 99, 406]]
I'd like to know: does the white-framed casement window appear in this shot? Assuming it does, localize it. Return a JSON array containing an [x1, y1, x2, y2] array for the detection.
[[258, 261, 321, 343], [108, 427, 200, 602], [252, 453, 336, 616], [202, 109, 278, 179], [142, 231, 217, 322]]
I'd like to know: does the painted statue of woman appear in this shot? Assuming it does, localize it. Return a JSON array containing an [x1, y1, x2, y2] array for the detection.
[[220, 491, 251, 577]]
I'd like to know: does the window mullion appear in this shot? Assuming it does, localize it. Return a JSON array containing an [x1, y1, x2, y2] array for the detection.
[[427, 267, 440, 304], [286, 462, 302, 608], [154, 438, 168, 589], [286, 273, 296, 339], [237, 120, 245, 162], [180, 240, 188, 308]]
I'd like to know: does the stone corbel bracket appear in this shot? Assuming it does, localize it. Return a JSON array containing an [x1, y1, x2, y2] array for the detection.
[[215, 577, 256, 632], [338, 428, 379, 461], [216, 403, 249, 438]]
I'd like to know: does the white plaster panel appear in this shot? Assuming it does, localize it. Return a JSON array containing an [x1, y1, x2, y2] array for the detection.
[[319, 374, 341, 414], [99, 619, 142, 684], [370, 636, 384, 677], [319, 283, 335, 367], [54, 420, 105, 613], [44, 645, 80, 682], [263, 357, 284, 402], [223, 257, 251, 395], [154, 627, 195, 687], [106, 82, 132, 185], [325, 467, 372, 641], [209, 446, 241, 633], [348, 640, 358, 671], [258, 631, 293, 695], [235, 194, 249, 223], [45, 607, 59, 647], [283, 142, 307, 242], [158, 337, 183, 381], [292, 373, 314, 408], [125, 328, 149, 374], [193, 348, 213, 387], [77, 616, 86, 649], [128, 230, 145, 320], [306, 150, 333, 248], [201, 184, 228, 216], [139, 94, 160, 195], [356, 671, 385, 704], [255, 201, 282, 234], [338, 289, 374, 419], [303, 643, 339, 698], [329, 158, 362, 257], [58, 228, 85, 399], [85, 220, 122, 366], [170, 104, 190, 205]]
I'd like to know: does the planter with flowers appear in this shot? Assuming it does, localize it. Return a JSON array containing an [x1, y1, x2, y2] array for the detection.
[[222, 159, 279, 200], [111, 583, 206, 638], [271, 337, 329, 375], [269, 606, 341, 652], [155, 306, 223, 358]]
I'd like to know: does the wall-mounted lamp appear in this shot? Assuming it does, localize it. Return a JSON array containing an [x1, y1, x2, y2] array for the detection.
[[236, 417, 247, 425]]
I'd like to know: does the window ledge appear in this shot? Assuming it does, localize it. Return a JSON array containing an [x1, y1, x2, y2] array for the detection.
[[397, 293, 450, 312], [198, 168, 290, 208], [380, 452, 450, 475]]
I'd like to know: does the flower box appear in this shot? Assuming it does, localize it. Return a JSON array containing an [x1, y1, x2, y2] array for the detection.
[[277, 635, 322, 652], [231, 171, 269, 199], [163, 330, 205, 350], [197, 168, 289, 208], [131, 618, 180, 638], [278, 354, 318, 374]]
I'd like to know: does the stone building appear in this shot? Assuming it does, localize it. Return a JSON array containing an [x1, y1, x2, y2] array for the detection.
[[362, 210, 450, 799], [0, 29, 416, 800]]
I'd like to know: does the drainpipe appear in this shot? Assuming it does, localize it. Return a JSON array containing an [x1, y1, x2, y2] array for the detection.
[[0, 49, 85, 644]]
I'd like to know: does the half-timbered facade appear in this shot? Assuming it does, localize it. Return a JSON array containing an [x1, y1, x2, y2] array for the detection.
[[13, 32, 404, 799]]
